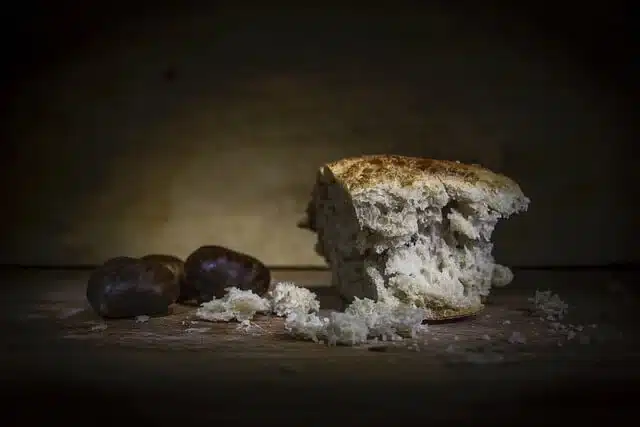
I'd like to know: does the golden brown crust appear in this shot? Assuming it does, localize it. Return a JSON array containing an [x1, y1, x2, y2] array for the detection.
[[324, 154, 522, 195], [425, 304, 484, 321]]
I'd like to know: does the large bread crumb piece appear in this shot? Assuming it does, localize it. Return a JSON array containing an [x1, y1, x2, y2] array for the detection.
[[284, 297, 427, 346], [195, 287, 271, 322], [345, 298, 427, 340], [268, 281, 320, 317], [195, 282, 321, 323], [284, 311, 331, 343], [302, 155, 529, 319]]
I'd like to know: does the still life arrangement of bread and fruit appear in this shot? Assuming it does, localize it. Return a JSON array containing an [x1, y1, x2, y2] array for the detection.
[[85, 154, 556, 348]]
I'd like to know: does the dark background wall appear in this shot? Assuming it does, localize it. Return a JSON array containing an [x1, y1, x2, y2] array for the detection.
[[1, 2, 636, 267]]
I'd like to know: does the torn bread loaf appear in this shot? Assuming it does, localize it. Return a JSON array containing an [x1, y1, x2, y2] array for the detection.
[[301, 155, 529, 319]]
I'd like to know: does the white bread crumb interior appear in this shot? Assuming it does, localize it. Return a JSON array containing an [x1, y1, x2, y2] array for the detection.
[[302, 154, 530, 320]]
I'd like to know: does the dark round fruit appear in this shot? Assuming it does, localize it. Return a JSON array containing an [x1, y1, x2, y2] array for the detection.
[[141, 254, 184, 282], [140, 254, 188, 302], [86, 257, 181, 318], [183, 245, 271, 304]]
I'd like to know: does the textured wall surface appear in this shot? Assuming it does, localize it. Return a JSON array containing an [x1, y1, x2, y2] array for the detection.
[[1, 5, 636, 266]]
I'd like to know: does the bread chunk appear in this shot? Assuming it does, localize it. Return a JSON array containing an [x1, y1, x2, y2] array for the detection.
[[301, 155, 529, 320]]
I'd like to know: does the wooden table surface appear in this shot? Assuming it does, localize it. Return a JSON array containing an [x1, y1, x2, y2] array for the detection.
[[2, 268, 639, 425]]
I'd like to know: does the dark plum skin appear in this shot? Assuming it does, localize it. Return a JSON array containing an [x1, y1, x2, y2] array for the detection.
[[86, 257, 181, 318], [141, 254, 185, 285], [183, 245, 271, 304], [140, 254, 188, 302]]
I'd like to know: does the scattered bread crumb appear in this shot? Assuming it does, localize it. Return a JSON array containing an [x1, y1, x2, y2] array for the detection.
[[91, 323, 108, 332], [135, 315, 150, 323], [528, 290, 568, 321], [268, 281, 320, 317], [548, 322, 595, 345], [190, 282, 561, 349], [195, 287, 271, 322], [407, 342, 421, 352], [284, 311, 331, 343], [236, 319, 265, 335], [345, 298, 428, 340], [508, 331, 526, 344], [184, 327, 210, 333], [548, 322, 565, 333], [326, 312, 370, 346], [284, 297, 428, 346]]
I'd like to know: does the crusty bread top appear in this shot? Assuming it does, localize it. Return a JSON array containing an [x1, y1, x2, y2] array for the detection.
[[324, 154, 525, 196]]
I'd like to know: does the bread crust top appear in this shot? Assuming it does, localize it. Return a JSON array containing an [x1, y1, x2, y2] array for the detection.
[[324, 154, 525, 197]]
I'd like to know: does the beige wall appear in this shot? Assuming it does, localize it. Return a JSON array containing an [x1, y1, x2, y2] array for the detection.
[[1, 8, 636, 267]]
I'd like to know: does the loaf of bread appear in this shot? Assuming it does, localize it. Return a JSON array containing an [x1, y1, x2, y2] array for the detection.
[[301, 155, 529, 320]]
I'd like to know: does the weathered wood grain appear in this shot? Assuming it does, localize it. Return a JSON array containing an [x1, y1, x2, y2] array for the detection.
[[1, 268, 639, 424], [4, 269, 639, 364]]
